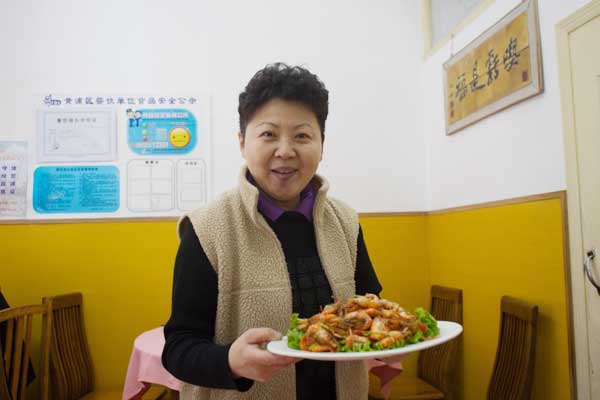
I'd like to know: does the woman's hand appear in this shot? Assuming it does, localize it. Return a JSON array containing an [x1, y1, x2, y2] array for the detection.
[[376, 354, 408, 368], [229, 328, 299, 382], [367, 355, 407, 400]]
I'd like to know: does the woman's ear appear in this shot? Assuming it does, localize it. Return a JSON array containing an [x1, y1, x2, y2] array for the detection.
[[319, 138, 324, 161], [238, 132, 245, 158]]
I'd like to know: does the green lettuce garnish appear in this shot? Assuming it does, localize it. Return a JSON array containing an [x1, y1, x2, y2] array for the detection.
[[286, 313, 305, 350], [415, 307, 440, 338]]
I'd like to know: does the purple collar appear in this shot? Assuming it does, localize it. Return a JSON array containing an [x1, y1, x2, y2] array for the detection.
[[247, 173, 316, 222]]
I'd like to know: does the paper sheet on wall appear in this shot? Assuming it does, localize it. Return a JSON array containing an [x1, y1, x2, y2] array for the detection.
[[0, 141, 28, 218], [127, 160, 174, 212], [33, 166, 120, 213], [38, 110, 117, 162]]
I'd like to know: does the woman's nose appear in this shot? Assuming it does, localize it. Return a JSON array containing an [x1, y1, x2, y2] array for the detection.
[[274, 139, 296, 158]]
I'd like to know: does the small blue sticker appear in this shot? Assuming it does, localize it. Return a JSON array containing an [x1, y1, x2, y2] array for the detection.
[[127, 108, 197, 155]]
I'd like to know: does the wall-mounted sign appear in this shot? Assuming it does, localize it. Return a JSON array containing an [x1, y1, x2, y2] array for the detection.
[[443, 0, 543, 135]]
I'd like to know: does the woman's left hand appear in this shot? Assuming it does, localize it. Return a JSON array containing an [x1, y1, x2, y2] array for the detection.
[[366, 355, 407, 400], [375, 353, 407, 368]]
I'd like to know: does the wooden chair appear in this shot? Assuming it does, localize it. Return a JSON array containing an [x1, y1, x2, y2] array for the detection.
[[369, 285, 463, 400], [0, 343, 11, 400], [0, 301, 52, 400], [0, 284, 9, 399], [487, 296, 538, 400], [43, 293, 96, 400], [43, 292, 166, 400]]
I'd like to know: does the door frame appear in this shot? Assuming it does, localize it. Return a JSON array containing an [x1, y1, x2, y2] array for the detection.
[[557, 1, 600, 399]]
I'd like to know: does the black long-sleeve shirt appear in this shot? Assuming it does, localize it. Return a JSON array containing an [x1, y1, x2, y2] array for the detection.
[[162, 210, 381, 399]]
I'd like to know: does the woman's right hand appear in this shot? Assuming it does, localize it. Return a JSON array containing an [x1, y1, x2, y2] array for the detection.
[[228, 327, 299, 382]]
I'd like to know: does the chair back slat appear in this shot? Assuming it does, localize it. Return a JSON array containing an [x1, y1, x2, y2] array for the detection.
[[49, 310, 69, 399], [4, 318, 14, 373], [74, 304, 94, 389], [18, 315, 34, 400], [57, 308, 75, 399], [487, 296, 538, 400], [9, 316, 25, 399], [43, 292, 95, 400], [0, 346, 11, 399], [60, 306, 86, 398], [417, 285, 463, 400], [0, 303, 52, 400]]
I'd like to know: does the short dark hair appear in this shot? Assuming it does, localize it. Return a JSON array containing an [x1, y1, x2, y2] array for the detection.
[[238, 63, 328, 141]]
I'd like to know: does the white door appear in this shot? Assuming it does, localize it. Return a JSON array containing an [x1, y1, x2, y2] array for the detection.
[[559, 2, 600, 399]]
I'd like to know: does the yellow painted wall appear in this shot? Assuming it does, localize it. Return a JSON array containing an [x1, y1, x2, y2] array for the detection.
[[1, 221, 178, 390], [0, 195, 571, 399], [426, 197, 570, 400]]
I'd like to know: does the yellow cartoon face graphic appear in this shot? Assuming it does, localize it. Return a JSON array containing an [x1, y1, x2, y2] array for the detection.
[[169, 127, 191, 148]]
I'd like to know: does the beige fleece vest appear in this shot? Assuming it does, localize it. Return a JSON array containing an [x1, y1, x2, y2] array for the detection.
[[177, 167, 369, 400]]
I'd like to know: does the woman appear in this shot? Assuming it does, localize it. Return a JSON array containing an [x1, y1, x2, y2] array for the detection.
[[162, 63, 383, 400]]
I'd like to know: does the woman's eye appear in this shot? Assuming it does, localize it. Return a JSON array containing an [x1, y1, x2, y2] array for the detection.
[[260, 131, 273, 137], [296, 133, 309, 139]]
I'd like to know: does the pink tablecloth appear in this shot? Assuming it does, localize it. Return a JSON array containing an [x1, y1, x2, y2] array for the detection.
[[122, 327, 182, 400]]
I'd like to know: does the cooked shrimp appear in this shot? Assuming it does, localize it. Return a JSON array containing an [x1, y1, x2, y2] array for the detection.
[[300, 323, 338, 352], [356, 293, 382, 309], [376, 330, 404, 349], [297, 318, 309, 331], [368, 317, 390, 341], [342, 310, 372, 331], [387, 310, 416, 330], [345, 330, 370, 349], [322, 301, 340, 315], [305, 312, 344, 335], [364, 307, 380, 317], [381, 309, 401, 319], [341, 298, 361, 314], [310, 312, 343, 326], [371, 317, 389, 333], [380, 299, 398, 310]]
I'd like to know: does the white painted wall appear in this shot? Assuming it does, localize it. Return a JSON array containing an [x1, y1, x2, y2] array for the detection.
[[422, 0, 591, 210], [0, 0, 425, 213], [4, 0, 582, 214]]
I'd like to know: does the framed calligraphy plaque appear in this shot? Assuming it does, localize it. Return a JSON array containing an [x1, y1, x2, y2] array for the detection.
[[443, 0, 543, 135]]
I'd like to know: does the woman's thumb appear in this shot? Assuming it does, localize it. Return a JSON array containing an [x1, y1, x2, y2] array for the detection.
[[243, 327, 282, 344]]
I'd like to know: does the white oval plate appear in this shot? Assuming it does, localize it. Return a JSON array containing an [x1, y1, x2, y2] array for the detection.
[[267, 321, 462, 361]]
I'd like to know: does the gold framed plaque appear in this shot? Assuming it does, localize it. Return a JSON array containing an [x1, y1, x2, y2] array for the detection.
[[443, 0, 543, 135]]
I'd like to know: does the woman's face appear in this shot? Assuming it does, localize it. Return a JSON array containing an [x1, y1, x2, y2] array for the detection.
[[239, 98, 323, 210]]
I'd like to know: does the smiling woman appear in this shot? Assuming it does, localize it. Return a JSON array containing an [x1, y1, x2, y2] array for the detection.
[[161, 63, 388, 400], [239, 98, 323, 211]]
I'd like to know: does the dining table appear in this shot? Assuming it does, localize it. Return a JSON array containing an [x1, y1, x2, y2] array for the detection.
[[122, 327, 182, 400]]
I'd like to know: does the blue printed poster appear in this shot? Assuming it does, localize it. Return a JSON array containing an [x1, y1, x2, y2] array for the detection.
[[33, 166, 119, 213], [127, 108, 197, 155]]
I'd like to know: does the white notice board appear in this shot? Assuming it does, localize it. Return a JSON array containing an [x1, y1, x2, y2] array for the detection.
[[0, 93, 211, 221]]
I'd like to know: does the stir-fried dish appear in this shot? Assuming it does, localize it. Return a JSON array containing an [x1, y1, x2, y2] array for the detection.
[[286, 293, 439, 352]]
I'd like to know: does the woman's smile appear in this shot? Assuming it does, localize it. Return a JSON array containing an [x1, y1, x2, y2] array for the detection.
[[271, 167, 298, 179]]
